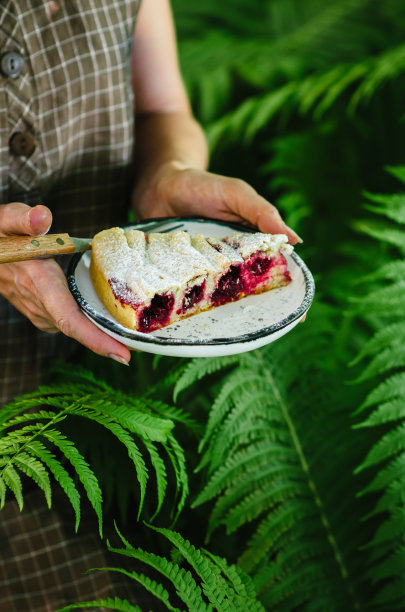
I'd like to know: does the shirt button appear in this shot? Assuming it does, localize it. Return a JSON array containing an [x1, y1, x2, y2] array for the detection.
[[9, 132, 36, 157], [0, 51, 24, 78]]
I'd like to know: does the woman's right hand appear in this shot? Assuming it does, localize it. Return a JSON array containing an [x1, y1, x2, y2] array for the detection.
[[0, 202, 131, 365]]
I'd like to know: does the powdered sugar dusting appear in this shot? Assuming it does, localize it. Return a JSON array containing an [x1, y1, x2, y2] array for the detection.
[[91, 227, 294, 307]]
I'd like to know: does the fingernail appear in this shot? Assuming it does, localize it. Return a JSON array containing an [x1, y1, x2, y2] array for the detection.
[[29, 206, 51, 235], [108, 353, 130, 366], [292, 232, 304, 244], [282, 224, 303, 244]]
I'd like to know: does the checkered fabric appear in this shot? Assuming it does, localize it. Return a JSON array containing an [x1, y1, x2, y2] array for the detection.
[[0, 0, 140, 405], [0, 2, 159, 610], [0, 489, 160, 612]]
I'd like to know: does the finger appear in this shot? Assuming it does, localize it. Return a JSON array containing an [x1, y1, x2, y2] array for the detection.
[[0, 203, 52, 237], [34, 261, 131, 363], [224, 180, 302, 245]]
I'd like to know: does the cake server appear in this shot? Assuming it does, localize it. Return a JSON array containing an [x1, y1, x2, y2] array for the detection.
[[0, 221, 185, 264]]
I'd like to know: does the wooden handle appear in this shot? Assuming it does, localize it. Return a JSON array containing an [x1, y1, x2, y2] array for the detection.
[[0, 233, 76, 263]]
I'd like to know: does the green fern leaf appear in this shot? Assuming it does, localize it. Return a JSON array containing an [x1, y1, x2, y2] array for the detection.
[[106, 544, 208, 611], [350, 323, 405, 366], [143, 439, 167, 520], [3, 464, 24, 510], [352, 342, 405, 383], [87, 567, 182, 612], [200, 390, 282, 473], [193, 441, 296, 508], [350, 42, 405, 111], [13, 452, 52, 508], [56, 596, 142, 611], [351, 220, 405, 251], [350, 281, 405, 317], [72, 408, 148, 520], [355, 260, 405, 285], [203, 549, 262, 607], [87, 396, 174, 442], [362, 190, 405, 224], [26, 440, 82, 531], [42, 429, 103, 536], [148, 525, 263, 611], [238, 499, 313, 572], [0, 475, 6, 509], [355, 371, 405, 414], [164, 433, 189, 521], [356, 423, 405, 472], [386, 165, 405, 184], [354, 398, 405, 429], [173, 355, 249, 401], [359, 454, 405, 497], [199, 369, 268, 452]]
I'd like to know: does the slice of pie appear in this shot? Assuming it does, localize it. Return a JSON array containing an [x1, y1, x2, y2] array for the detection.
[[90, 227, 293, 333]]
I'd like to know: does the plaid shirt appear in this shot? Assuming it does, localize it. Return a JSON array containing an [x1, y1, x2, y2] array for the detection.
[[0, 2, 155, 610], [0, 0, 140, 405]]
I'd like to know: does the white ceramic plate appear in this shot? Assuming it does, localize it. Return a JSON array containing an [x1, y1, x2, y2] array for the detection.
[[67, 217, 315, 358]]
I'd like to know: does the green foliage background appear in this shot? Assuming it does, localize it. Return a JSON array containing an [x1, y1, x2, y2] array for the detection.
[[2, 1, 405, 610]]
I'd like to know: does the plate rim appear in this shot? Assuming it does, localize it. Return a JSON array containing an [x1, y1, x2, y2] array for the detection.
[[67, 216, 315, 347]]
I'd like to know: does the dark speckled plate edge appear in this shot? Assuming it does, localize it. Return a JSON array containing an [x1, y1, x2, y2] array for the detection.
[[67, 217, 315, 347]]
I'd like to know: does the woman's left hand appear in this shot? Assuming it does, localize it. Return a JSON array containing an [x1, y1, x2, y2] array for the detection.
[[133, 161, 302, 245]]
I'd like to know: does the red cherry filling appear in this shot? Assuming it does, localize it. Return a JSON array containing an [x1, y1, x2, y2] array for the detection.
[[138, 293, 175, 333], [179, 281, 205, 314], [248, 256, 271, 276], [211, 265, 244, 305], [109, 278, 140, 309]]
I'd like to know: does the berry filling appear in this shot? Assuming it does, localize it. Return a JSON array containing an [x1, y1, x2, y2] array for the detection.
[[138, 293, 175, 333], [178, 281, 205, 314], [109, 278, 140, 309], [211, 265, 244, 305], [248, 256, 271, 276]]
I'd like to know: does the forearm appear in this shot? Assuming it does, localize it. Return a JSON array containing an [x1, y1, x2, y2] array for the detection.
[[135, 110, 208, 174], [132, 110, 209, 216]]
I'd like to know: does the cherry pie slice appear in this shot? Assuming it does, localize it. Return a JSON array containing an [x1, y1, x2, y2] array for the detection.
[[90, 227, 293, 333]]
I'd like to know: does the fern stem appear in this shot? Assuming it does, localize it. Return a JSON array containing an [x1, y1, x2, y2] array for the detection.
[[257, 352, 360, 609]]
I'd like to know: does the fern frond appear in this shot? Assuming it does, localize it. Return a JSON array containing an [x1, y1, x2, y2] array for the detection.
[[193, 441, 296, 508], [56, 596, 142, 611], [362, 190, 405, 224], [26, 440, 82, 531], [64, 522, 265, 611], [350, 281, 405, 318], [352, 341, 405, 383], [41, 428, 103, 536], [351, 220, 405, 252], [3, 464, 23, 510], [198, 368, 270, 452], [354, 372, 405, 414], [0, 475, 6, 509], [106, 545, 207, 611], [350, 322, 405, 366], [164, 433, 189, 521], [356, 423, 405, 472], [72, 408, 148, 520], [90, 566, 182, 612], [173, 355, 252, 401], [386, 165, 405, 184], [350, 42, 405, 111], [12, 451, 52, 508], [1, 364, 190, 529]]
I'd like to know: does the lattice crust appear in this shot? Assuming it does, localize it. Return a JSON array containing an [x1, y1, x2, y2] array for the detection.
[[90, 227, 293, 333]]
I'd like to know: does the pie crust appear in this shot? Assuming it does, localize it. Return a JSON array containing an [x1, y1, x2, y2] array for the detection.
[[90, 227, 293, 333]]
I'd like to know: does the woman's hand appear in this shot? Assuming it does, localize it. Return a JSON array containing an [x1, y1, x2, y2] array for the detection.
[[0, 203, 131, 365], [133, 161, 302, 245]]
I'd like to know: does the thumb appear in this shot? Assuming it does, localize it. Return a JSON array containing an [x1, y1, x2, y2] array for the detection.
[[0, 203, 52, 237]]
